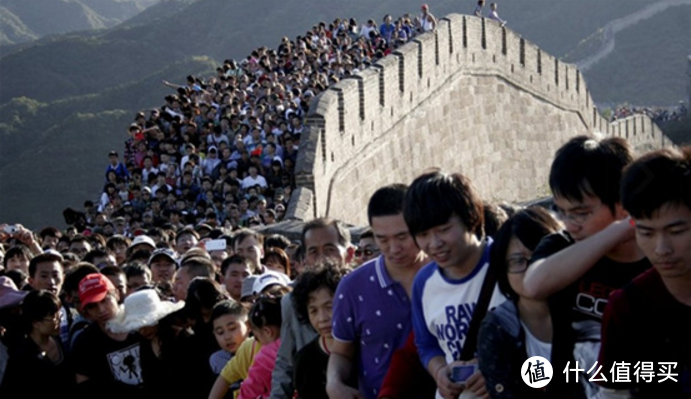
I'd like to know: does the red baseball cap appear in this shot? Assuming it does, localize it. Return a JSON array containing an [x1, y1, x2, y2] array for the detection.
[[78, 273, 115, 310]]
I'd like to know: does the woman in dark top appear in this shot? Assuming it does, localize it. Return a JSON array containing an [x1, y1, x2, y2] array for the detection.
[[478, 207, 584, 398], [291, 260, 351, 399], [0, 290, 75, 396]]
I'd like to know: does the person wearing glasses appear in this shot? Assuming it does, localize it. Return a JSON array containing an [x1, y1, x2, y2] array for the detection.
[[478, 207, 585, 398], [0, 290, 75, 396], [523, 136, 651, 397], [355, 228, 380, 265]]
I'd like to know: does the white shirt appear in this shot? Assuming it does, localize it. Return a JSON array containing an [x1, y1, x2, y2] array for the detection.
[[521, 321, 552, 360], [242, 175, 267, 189]]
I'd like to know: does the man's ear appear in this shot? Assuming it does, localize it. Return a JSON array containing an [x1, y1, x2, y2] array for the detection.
[[345, 245, 356, 265], [614, 202, 629, 220]]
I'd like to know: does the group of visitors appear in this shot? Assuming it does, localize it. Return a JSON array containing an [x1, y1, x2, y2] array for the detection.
[[75, 6, 441, 241], [2, 133, 689, 398], [1, 3, 688, 399], [610, 102, 688, 125]]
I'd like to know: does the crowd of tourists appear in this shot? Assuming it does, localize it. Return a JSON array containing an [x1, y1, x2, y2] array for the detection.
[[1, 3, 689, 399], [610, 102, 688, 125], [71, 6, 439, 239], [2, 134, 689, 398]]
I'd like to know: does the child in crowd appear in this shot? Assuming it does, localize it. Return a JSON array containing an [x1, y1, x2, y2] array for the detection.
[[238, 295, 283, 399], [292, 260, 351, 399], [210, 299, 250, 374], [208, 296, 283, 399]]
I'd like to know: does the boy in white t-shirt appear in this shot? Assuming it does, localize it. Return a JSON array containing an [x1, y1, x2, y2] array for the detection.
[[404, 171, 504, 399]]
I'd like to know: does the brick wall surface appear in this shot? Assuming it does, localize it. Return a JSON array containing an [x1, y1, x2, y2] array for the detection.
[[287, 13, 671, 227]]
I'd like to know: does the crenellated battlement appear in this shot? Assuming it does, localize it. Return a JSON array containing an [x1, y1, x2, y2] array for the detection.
[[291, 13, 671, 226]]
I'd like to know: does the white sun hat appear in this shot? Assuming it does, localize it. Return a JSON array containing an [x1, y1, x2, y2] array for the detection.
[[107, 289, 184, 333]]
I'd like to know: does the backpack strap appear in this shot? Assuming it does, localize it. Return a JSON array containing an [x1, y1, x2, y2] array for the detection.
[[460, 263, 497, 361]]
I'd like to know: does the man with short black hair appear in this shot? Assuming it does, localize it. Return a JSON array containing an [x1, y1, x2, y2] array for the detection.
[[597, 147, 691, 397], [405, 171, 503, 399], [106, 235, 131, 266], [327, 184, 428, 399], [523, 136, 650, 396], [241, 165, 268, 190], [173, 256, 215, 301], [28, 252, 72, 346], [220, 255, 252, 301], [106, 150, 130, 181], [69, 235, 92, 260], [39, 227, 62, 250]]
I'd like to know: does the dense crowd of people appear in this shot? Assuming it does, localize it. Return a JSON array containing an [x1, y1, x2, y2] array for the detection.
[[2, 133, 690, 398], [65, 7, 438, 239], [2, 3, 689, 399], [609, 102, 688, 125]]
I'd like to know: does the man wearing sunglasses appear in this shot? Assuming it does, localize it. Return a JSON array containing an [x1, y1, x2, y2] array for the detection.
[[354, 228, 380, 265], [523, 136, 651, 396]]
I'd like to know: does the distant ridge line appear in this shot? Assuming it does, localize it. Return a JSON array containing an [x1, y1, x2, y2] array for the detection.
[[576, 0, 691, 71]]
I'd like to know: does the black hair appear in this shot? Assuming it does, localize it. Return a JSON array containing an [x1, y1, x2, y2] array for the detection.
[[83, 248, 112, 266], [549, 136, 633, 214], [483, 201, 509, 239], [292, 259, 350, 323], [106, 235, 131, 250], [128, 248, 153, 264], [184, 277, 229, 322], [621, 146, 691, 219], [210, 299, 249, 325], [4, 269, 28, 291], [262, 247, 291, 277], [69, 234, 90, 246], [359, 228, 374, 240], [489, 207, 561, 300], [180, 256, 215, 280], [403, 171, 485, 239], [22, 290, 61, 333], [264, 234, 291, 251], [62, 263, 100, 294], [248, 295, 282, 330], [39, 227, 62, 240], [101, 265, 125, 279], [367, 184, 408, 225], [221, 254, 252, 276], [123, 263, 152, 280], [176, 227, 200, 243], [28, 252, 63, 278], [4, 245, 32, 269]]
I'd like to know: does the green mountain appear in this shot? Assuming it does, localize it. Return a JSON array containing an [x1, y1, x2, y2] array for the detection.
[[0, 56, 218, 229], [0, 0, 159, 46], [0, 0, 686, 228]]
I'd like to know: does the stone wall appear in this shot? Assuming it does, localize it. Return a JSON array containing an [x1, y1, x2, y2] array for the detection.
[[288, 14, 671, 227]]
